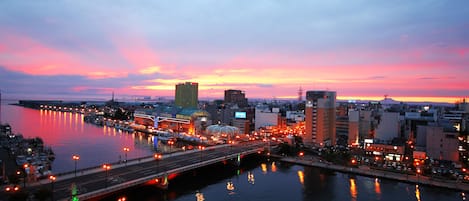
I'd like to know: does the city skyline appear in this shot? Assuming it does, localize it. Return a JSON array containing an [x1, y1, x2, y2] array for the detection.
[[0, 1, 468, 103]]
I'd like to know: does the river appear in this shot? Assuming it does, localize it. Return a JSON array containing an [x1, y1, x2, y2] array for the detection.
[[0, 102, 155, 173], [100, 158, 463, 201]]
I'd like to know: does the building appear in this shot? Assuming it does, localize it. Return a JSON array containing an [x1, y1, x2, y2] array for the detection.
[[133, 105, 209, 135], [375, 112, 400, 142], [175, 82, 198, 108], [359, 110, 374, 139], [348, 110, 360, 146], [224, 89, 248, 108], [255, 106, 280, 130], [304, 91, 336, 146], [425, 126, 459, 161]]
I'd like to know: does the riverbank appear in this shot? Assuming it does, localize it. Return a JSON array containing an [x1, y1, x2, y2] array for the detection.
[[276, 155, 469, 192]]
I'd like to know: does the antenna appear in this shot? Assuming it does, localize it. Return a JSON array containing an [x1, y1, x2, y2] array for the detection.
[[298, 86, 303, 102]]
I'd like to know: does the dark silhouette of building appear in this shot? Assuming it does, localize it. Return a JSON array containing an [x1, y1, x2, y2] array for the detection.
[[224, 89, 248, 108]]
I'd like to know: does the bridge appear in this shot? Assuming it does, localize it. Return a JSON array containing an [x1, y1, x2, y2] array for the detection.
[[26, 141, 270, 201]]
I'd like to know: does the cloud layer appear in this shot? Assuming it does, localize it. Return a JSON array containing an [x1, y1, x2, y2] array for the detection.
[[0, 1, 468, 102]]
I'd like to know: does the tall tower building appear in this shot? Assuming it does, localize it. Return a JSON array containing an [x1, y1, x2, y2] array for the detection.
[[224, 89, 248, 107], [304, 91, 336, 146], [175, 82, 198, 108]]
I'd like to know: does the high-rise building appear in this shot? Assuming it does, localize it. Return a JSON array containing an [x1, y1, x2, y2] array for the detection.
[[304, 91, 336, 146], [224, 89, 248, 107], [175, 82, 198, 108]]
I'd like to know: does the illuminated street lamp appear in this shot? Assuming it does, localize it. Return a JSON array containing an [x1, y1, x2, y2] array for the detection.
[[72, 154, 80, 177], [198, 146, 205, 162], [298, 151, 304, 158], [154, 153, 162, 172], [123, 147, 130, 165], [22, 164, 28, 187], [102, 164, 111, 188], [228, 140, 234, 154], [416, 168, 421, 183], [168, 141, 174, 153], [49, 175, 56, 201], [16, 170, 25, 188]]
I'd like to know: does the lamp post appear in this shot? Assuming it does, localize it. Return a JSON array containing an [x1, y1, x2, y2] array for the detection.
[[168, 141, 174, 153], [102, 164, 111, 188], [22, 164, 28, 187], [16, 170, 24, 188], [228, 140, 234, 154], [154, 153, 162, 172], [123, 147, 130, 165], [72, 154, 80, 177], [49, 175, 56, 201], [298, 151, 304, 159], [416, 168, 421, 183], [198, 146, 205, 162]]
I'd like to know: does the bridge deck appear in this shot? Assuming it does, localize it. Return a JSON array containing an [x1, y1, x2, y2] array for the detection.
[[26, 141, 268, 201]]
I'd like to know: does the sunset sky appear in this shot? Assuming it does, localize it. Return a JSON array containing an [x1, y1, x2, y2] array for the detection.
[[0, 1, 468, 103]]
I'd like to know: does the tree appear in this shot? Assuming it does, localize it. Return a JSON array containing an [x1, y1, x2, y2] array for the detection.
[[34, 187, 52, 201], [8, 190, 29, 201], [8, 173, 20, 185]]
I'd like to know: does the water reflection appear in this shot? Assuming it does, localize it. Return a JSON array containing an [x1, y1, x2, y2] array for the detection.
[[297, 170, 305, 185], [415, 185, 421, 201], [247, 171, 255, 184], [374, 178, 381, 195], [2, 105, 154, 173], [350, 178, 357, 201], [227, 180, 235, 195], [195, 191, 205, 201], [261, 163, 267, 174], [271, 161, 277, 172]]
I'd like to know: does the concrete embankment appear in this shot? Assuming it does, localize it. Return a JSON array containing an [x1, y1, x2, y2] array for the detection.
[[277, 156, 469, 192]]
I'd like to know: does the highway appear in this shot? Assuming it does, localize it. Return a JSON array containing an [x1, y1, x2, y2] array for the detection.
[[28, 141, 268, 200]]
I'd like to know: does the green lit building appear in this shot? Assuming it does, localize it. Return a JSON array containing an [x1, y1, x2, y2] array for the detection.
[[175, 82, 198, 108]]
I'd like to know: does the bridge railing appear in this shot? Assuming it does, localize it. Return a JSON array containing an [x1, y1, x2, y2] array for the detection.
[[76, 148, 263, 201], [32, 143, 237, 185]]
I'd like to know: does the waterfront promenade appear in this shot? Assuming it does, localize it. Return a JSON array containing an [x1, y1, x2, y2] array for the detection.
[[277, 155, 469, 192]]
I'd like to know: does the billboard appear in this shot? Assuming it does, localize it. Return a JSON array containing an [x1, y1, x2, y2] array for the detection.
[[235, 111, 246, 119]]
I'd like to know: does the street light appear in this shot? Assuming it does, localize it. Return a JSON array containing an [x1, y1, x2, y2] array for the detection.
[[72, 154, 80, 177], [22, 164, 28, 187], [102, 164, 111, 188], [198, 146, 205, 162], [123, 147, 130, 165], [228, 140, 234, 154], [16, 170, 25, 188], [416, 168, 421, 183], [298, 151, 304, 158], [154, 153, 162, 172], [49, 175, 56, 201], [168, 141, 174, 153]]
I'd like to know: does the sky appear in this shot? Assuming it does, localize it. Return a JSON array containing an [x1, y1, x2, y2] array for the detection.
[[0, 1, 468, 103]]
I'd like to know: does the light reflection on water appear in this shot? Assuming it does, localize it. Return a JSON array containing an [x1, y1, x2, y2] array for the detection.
[[374, 178, 381, 197], [350, 177, 357, 201], [1, 105, 155, 173], [102, 163, 463, 201]]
